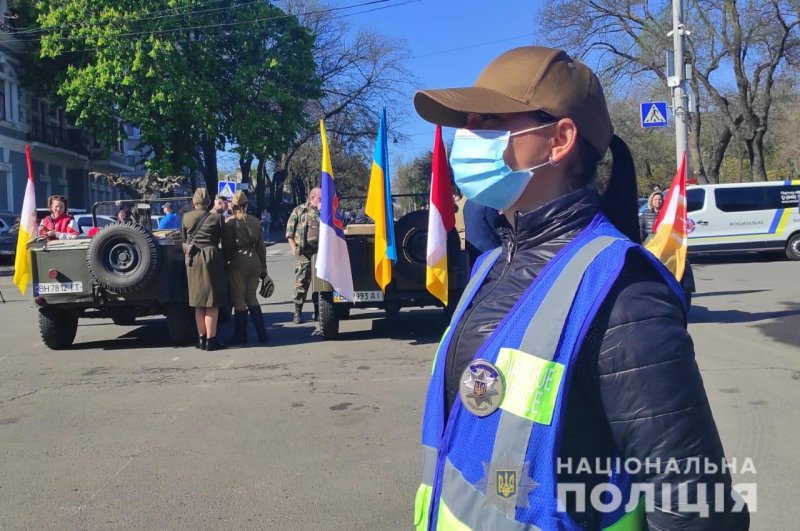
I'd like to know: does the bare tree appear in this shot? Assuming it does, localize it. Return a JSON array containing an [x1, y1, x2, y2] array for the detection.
[[272, 0, 416, 208], [539, 0, 800, 182]]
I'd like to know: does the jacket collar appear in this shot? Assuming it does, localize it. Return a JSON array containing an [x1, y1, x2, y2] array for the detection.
[[511, 187, 599, 251]]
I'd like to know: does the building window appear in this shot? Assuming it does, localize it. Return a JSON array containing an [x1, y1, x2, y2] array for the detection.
[[0, 81, 6, 121]]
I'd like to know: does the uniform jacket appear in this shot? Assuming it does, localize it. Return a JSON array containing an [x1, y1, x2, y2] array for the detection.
[[285, 202, 320, 255], [38, 214, 78, 240], [223, 214, 266, 271], [443, 187, 749, 530]]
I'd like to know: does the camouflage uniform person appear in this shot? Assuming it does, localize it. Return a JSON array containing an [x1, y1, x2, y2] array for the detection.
[[285, 187, 321, 324], [223, 191, 269, 344]]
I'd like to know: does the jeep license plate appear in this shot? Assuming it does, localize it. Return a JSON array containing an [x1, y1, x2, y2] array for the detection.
[[333, 290, 383, 303], [34, 282, 84, 295]]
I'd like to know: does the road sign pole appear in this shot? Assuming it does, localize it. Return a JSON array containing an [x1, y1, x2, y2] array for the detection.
[[672, 0, 689, 171]]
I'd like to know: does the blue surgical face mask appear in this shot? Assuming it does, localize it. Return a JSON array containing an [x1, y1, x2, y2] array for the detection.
[[449, 123, 556, 211]]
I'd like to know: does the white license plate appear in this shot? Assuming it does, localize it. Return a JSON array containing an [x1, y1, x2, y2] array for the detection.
[[34, 281, 84, 295], [333, 290, 384, 303]]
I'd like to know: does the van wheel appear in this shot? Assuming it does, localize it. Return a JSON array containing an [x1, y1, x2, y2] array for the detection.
[[318, 292, 339, 340], [39, 308, 78, 350], [786, 233, 800, 260]]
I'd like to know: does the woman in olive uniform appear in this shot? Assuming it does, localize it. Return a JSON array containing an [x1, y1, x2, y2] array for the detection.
[[182, 188, 230, 351], [223, 191, 268, 344]]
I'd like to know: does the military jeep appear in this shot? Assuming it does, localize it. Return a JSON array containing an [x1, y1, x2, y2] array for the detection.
[[312, 194, 470, 340], [29, 197, 195, 349]]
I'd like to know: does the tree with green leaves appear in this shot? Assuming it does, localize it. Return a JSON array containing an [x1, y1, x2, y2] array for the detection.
[[29, 0, 318, 197]]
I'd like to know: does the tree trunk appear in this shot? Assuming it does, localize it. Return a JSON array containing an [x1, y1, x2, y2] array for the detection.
[[201, 139, 219, 197], [750, 129, 768, 181], [687, 111, 708, 183], [706, 127, 733, 184], [255, 157, 268, 213], [239, 155, 254, 185]]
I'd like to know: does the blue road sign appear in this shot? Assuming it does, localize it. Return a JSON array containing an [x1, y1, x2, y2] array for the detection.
[[217, 180, 236, 199], [640, 102, 668, 128]]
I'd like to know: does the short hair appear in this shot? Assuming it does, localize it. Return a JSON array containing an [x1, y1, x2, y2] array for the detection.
[[48, 195, 68, 210]]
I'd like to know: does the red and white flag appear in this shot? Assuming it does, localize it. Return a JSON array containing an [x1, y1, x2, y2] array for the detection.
[[426, 126, 455, 306], [646, 154, 688, 280], [13, 145, 37, 294]]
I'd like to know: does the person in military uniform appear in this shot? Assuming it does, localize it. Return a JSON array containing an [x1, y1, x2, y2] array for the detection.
[[182, 188, 230, 351], [223, 191, 268, 344], [285, 187, 321, 324]]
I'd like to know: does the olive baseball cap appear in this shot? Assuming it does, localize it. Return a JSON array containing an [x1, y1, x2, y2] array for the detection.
[[414, 46, 613, 155]]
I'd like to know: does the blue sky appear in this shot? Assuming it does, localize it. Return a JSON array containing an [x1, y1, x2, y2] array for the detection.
[[342, 0, 543, 165]]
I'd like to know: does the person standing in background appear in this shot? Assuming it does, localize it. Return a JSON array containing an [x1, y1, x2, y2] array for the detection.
[[463, 199, 502, 266], [158, 202, 181, 230], [224, 191, 269, 344], [182, 188, 230, 351], [285, 188, 321, 324], [261, 208, 272, 239]]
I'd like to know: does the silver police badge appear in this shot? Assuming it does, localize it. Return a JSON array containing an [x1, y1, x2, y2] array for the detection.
[[459, 360, 504, 416]]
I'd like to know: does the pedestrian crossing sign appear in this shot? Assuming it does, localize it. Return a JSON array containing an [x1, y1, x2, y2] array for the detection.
[[217, 180, 235, 199], [640, 102, 668, 128]]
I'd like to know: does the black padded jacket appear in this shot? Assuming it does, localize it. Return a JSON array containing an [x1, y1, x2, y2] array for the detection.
[[443, 188, 749, 531]]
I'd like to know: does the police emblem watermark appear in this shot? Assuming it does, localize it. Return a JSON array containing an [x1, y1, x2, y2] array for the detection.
[[459, 360, 504, 417], [475, 454, 538, 517]]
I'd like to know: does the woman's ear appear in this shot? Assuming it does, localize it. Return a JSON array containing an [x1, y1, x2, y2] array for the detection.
[[549, 118, 578, 166]]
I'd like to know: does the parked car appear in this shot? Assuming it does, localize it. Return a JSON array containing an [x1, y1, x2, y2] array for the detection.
[[312, 194, 470, 340], [71, 214, 116, 236], [686, 181, 800, 259], [0, 225, 17, 258], [29, 197, 196, 349]]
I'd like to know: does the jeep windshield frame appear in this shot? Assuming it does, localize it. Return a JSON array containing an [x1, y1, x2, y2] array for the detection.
[[91, 197, 193, 230]]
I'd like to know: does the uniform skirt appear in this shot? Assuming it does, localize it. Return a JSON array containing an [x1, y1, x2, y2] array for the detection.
[[187, 246, 227, 307]]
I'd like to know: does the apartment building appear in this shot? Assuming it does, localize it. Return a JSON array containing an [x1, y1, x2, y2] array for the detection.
[[0, 2, 146, 217]]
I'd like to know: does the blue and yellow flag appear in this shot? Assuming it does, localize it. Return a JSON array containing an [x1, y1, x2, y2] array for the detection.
[[365, 108, 397, 292]]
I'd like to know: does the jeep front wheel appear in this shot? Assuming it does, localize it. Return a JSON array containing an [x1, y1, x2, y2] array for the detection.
[[39, 308, 78, 350], [318, 292, 339, 340]]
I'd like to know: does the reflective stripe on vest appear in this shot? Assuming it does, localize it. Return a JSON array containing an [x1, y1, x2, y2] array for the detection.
[[417, 215, 675, 530]]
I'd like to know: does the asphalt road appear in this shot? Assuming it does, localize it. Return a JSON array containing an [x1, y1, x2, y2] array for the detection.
[[0, 247, 797, 530]]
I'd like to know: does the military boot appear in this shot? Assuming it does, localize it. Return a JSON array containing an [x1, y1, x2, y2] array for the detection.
[[248, 306, 268, 343], [293, 302, 303, 324], [312, 300, 319, 322], [227, 311, 248, 345], [197, 334, 207, 350], [205, 336, 227, 351]]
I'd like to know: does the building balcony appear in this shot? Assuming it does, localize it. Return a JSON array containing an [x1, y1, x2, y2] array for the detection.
[[28, 122, 90, 156]]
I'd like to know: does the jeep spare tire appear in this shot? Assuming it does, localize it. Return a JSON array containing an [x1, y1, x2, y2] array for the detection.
[[87, 221, 159, 294]]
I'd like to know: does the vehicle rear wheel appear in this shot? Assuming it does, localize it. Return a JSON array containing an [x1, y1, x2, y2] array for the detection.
[[318, 292, 339, 340], [86, 222, 159, 294], [786, 233, 800, 260], [165, 304, 196, 345], [39, 307, 78, 350], [111, 308, 137, 326]]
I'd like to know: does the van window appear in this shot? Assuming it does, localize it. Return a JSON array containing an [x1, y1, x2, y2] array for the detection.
[[714, 187, 768, 212], [765, 185, 800, 209], [687, 189, 705, 212]]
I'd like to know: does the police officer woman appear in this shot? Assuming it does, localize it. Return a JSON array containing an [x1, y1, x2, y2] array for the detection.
[[182, 188, 230, 351], [223, 191, 268, 344], [412, 47, 748, 530]]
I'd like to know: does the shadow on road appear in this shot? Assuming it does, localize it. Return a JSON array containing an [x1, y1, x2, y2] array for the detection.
[[693, 289, 770, 299], [690, 303, 800, 326]]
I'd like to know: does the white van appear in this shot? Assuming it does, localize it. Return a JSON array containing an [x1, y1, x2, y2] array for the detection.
[[687, 180, 800, 259]]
